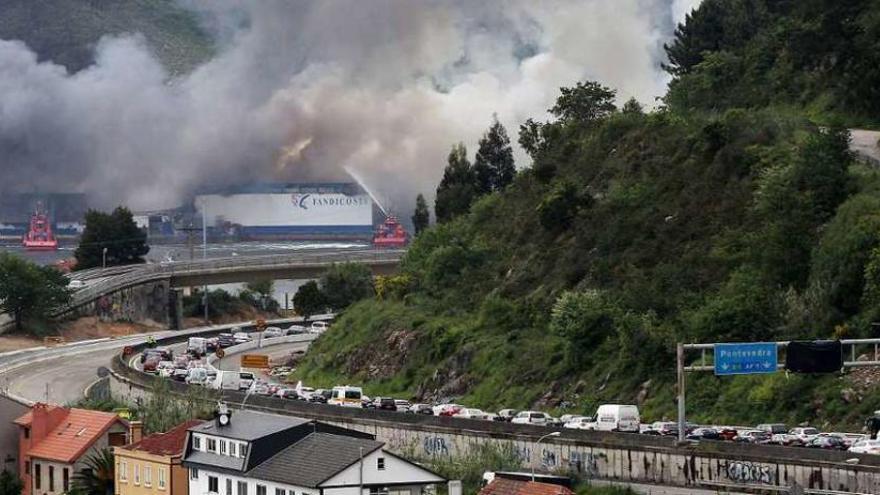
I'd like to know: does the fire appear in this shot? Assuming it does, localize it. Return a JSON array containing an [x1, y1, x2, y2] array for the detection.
[[275, 136, 314, 171]]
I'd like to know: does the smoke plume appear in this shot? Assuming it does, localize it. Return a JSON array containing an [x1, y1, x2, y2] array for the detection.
[[0, 1, 698, 213]]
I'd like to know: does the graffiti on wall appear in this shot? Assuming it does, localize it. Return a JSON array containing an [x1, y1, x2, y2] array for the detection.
[[724, 461, 775, 485], [423, 436, 449, 456], [567, 451, 601, 477]]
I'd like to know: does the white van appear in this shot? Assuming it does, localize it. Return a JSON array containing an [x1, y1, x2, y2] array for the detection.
[[328, 386, 363, 407], [594, 404, 640, 433], [310, 321, 329, 334], [209, 370, 240, 391], [187, 337, 207, 357]]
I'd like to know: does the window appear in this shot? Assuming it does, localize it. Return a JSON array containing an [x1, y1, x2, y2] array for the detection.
[[229, 442, 237, 457], [275, 489, 286, 495], [190, 468, 199, 481], [193, 435, 202, 451], [23, 427, 30, 439], [144, 466, 152, 487], [119, 462, 127, 482], [158, 469, 166, 490], [237, 481, 248, 495], [369, 488, 389, 495], [49, 466, 54, 492], [25, 462, 30, 476], [134, 465, 140, 485], [220, 440, 227, 455], [377, 457, 385, 471], [256, 485, 266, 495], [35, 463, 41, 490], [207, 438, 217, 452], [226, 479, 233, 495], [63, 468, 69, 492], [208, 476, 219, 494], [240, 443, 249, 458]]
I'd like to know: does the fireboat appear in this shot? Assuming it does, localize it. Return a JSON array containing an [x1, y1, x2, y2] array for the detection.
[[22, 204, 58, 251], [372, 215, 408, 248]]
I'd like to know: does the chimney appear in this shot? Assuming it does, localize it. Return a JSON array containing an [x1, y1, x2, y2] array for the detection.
[[448, 480, 462, 495], [30, 403, 50, 443], [129, 421, 143, 444]]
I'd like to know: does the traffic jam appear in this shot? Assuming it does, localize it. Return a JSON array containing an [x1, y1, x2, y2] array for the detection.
[[137, 323, 880, 456]]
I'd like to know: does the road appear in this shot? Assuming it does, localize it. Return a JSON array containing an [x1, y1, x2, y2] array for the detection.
[[850, 129, 880, 164]]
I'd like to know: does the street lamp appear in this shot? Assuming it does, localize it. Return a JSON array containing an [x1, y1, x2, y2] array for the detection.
[[102, 247, 108, 269], [532, 431, 561, 482]]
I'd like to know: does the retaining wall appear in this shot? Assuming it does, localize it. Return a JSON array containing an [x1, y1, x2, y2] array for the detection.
[[109, 341, 880, 495]]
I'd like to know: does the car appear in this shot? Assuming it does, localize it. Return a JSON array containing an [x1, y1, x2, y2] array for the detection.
[[250, 381, 272, 395], [310, 321, 330, 334], [376, 397, 397, 411], [239, 372, 256, 390], [649, 422, 679, 436], [140, 347, 172, 363], [297, 385, 317, 400], [497, 409, 519, 422], [205, 337, 220, 352], [186, 368, 209, 386], [142, 355, 162, 373], [394, 400, 412, 413], [67, 279, 86, 289], [276, 389, 300, 400], [687, 427, 722, 441], [263, 327, 285, 338], [269, 366, 292, 376], [734, 430, 770, 444], [433, 404, 464, 417], [455, 408, 492, 420], [849, 439, 880, 454], [564, 417, 597, 430], [233, 332, 252, 344], [308, 389, 330, 403], [512, 411, 553, 425], [756, 423, 788, 435], [328, 386, 364, 407], [287, 325, 308, 334], [409, 403, 434, 415], [559, 414, 582, 424], [171, 369, 189, 382], [768, 433, 804, 446], [806, 435, 847, 450], [790, 427, 820, 443], [156, 361, 175, 378], [217, 333, 236, 348]]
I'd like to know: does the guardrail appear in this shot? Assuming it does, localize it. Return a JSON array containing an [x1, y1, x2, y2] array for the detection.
[[58, 249, 405, 316]]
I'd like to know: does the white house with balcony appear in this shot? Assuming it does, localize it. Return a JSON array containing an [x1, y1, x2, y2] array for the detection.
[[182, 407, 445, 495]]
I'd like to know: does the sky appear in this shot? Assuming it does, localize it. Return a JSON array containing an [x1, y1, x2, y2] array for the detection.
[[0, 0, 703, 213]]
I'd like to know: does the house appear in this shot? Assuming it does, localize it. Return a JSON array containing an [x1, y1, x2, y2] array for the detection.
[[182, 407, 445, 495], [114, 420, 204, 495], [14, 403, 129, 495]]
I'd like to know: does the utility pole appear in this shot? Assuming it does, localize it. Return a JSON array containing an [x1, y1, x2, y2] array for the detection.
[[202, 201, 209, 325], [677, 343, 685, 443]]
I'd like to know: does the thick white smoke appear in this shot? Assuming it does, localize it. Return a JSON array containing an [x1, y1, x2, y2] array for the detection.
[[0, 1, 692, 213]]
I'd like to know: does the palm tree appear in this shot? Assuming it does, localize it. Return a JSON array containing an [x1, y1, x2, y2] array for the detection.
[[71, 448, 114, 495]]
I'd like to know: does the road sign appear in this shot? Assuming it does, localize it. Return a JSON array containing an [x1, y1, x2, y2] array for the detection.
[[714, 342, 778, 376], [241, 354, 270, 369]]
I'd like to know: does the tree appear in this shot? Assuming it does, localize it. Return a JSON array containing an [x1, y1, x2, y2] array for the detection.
[[550, 81, 617, 125], [293, 281, 326, 318], [411, 194, 430, 235], [75, 207, 149, 270], [0, 470, 23, 495], [319, 262, 375, 311], [621, 97, 644, 115], [472, 116, 516, 194], [0, 253, 71, 331], [536, 181, 583, 233], [72, 449, 115, 495], [434, 143, 477, 223]]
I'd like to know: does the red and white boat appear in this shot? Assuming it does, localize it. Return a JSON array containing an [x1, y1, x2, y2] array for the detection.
[[372, 215, 408, 248], [22, 204, 58, 251]]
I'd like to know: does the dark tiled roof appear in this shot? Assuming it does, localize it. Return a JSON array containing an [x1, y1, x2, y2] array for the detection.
[[247, 433, 383, 488], [189, 410, 310, 441], [123, 420, 204, 456]]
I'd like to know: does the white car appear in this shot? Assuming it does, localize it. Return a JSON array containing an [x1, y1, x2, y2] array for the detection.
[[287, 325, 308, 334], [432, 404, 464, 416], [310, 321, 329, 334], [849, 439, 880, 454], [564, 417, 597, 430], [790, 427, 820, 443], [67, 279, 86, 290], [511, 411, 553, 425], [233, 332, 252, 344], [239, 372, 256, 390], [263, 327, 285, 338], [156, 361, 175, 378], [186, 368, 209, 386], [455, 408, 492, 420], [394, 400, 412, 413]]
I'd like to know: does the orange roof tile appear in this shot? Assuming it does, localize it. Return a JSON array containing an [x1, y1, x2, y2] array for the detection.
[[479, 479, 574, 495], [25, 409, 125, 463], [121, 420, 204, 456]]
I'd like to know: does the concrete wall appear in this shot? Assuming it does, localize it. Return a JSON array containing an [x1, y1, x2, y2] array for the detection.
[[0, 394, 28, 474], [74, 280, 172, 325]]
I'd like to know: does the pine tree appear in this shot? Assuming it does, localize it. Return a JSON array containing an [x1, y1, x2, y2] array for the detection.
[[412, 194, 430, 234], [434, 143, 476, 223], [473, 116, 516, 194]]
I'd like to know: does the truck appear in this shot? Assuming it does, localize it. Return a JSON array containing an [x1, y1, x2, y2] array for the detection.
[[209, 370, 240, 391], [187, 337, 207, 357]]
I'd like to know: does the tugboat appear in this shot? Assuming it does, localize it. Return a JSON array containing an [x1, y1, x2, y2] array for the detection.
[[22, 204, 58, 251], [372, 215, 408, 248]]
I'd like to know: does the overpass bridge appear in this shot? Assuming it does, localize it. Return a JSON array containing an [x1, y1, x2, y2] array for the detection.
[[59, 249, 405, 325]]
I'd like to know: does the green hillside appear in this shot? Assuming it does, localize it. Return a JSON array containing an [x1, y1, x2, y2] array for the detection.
[[295, 0, 880, 431], [0, 0, 213, 74]]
